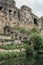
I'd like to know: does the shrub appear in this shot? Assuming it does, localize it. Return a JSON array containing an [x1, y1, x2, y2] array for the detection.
[[30, 33, 42, 50], [31, 27, 39, 33], [26, 46, 33, 60]]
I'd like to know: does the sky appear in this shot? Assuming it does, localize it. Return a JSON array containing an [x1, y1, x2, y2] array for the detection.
[[15, 0, 43, 17]]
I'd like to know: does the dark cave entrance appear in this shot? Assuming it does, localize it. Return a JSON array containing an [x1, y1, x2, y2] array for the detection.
[[34, 18, 38, 26], [4, 26, 11, 34], [9, 9, 12, 15], [0, 6, 3, 11], [14, 11, 17, 16]]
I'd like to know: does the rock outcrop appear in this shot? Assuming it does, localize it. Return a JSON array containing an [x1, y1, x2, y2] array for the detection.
[[0, 0, 43, 45]]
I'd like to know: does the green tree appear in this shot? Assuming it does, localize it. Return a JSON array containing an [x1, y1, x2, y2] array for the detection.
[[26, 46, 33, 58], [26, 30, 43, 65], [29, 33, 43, 65], [30, 33, 42, 50]]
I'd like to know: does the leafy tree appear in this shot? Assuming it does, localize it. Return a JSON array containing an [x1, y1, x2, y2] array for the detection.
[[26, 29, 43, 65], [30, 33, 42, 50], [26, 46, 33, 58]]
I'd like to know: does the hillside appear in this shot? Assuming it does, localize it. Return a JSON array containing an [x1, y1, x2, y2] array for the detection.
[[0, 0, 43, 65]]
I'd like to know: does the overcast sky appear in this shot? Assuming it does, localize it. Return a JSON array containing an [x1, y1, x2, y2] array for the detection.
[[15, 0, 43, 17]]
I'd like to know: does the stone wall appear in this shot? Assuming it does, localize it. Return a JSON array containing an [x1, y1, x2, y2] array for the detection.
[[0, 0, 39, 33], [0, 0, 43, 39]]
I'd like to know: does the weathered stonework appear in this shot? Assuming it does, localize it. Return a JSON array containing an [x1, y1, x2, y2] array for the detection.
[[0, 0, 43, 45]]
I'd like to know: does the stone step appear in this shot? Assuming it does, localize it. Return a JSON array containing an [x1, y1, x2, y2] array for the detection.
[[0, 36, 11, 39], [0, 48, 25, 52]]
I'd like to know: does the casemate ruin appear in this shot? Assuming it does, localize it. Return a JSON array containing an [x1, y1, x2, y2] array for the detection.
[[0, 0, 43, 45]]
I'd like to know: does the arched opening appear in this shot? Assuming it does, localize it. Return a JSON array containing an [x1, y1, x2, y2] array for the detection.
[[9, 10, 12, 12], [0, 6, 3, 10], [24, 8, 26, 11], [34, 18, 38, 25], [9, 9, 12, 15], [14, 11, 17, 16], [18, 11, 20, 20], [4, 26, 11, 34]]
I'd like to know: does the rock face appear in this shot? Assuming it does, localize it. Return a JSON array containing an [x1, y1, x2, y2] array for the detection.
[[0, 0, 43, 45], [0, 0, 38, 32]]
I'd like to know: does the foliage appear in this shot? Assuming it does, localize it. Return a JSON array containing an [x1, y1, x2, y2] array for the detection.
[[25, 28, 43, 62], [30, 33, 42, 50], [0, 44, 26, 50], [17, 27, 30, 34], [22, 40, 29, 44], [0, 51, 26, 59], [31, 27, 39, 33], [26, 46, 33, 58]]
